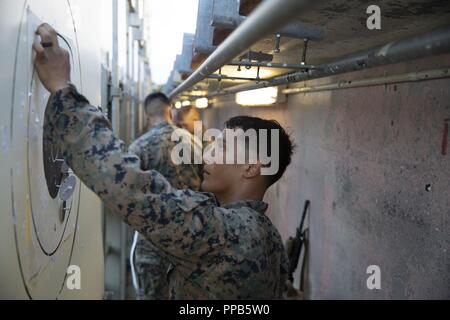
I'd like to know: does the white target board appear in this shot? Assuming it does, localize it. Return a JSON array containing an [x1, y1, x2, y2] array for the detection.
[[0, 0, 104, 299]]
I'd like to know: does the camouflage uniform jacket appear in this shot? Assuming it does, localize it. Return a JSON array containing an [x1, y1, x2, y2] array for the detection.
[[44, 86, 288, 299], [129, 121, 202, 300], [129, 121, 202, 189]]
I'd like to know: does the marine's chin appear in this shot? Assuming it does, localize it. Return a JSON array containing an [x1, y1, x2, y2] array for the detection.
[[201, 180, 211, 193], [201, 173, 217, 193]]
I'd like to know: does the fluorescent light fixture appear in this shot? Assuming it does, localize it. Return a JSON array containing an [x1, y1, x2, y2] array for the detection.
[[235, 87, 278, 106], [188, 90, 208, 96], [174, 101, 182, 109], [195, 98, 209, 109], [182, 100, 191, 107]]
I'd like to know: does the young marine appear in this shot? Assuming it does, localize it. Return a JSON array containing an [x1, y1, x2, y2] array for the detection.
[[34, 23, 294, 299]]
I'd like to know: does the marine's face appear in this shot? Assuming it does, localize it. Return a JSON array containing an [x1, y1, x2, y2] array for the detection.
[[179, 109, 200, 134], [202, 162, 242, 194], [201, 131, 246, 194]]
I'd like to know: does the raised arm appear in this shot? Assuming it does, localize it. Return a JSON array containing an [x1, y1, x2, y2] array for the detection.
[[35, 23, 225, 264]]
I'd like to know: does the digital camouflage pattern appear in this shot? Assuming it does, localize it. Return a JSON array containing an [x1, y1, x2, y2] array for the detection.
[[132, 231, 171, 300], [129, 121, 202, 300], [129, 121, 203, 190], [44, 86, 288, 299]]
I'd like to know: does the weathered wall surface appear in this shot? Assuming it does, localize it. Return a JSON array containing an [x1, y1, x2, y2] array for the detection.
[[203, 54, 450, 299], [0, 0, 105, 299]]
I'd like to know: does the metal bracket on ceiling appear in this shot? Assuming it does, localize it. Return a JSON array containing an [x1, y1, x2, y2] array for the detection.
[[241, 50, 274, 63], [229, 60, 317, 70], [301, 38, 309, 66], [230, 46, 316, 77], [237, 50, 273, 76], [208, 74, 261, 81], [274, 33, 282, 53], [169, 0, 318, 99], [210, 38, 316, 87], [256, 65, 261, 83]]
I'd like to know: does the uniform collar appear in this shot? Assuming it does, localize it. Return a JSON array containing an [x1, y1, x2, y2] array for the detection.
[[149, 121, 176, 134], [222, 200, 268, 214], [152, 120, 171, 129]]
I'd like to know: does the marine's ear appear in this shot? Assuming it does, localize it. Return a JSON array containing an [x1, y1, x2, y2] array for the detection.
[[243, 163, 261, 179], [165, 105, 173, 121]]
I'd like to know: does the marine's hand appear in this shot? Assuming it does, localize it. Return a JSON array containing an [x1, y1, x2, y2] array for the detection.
[[33, 23, 71, 94]]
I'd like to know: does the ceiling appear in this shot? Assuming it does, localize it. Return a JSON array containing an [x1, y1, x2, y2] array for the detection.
[[174, 0, 450, 98]]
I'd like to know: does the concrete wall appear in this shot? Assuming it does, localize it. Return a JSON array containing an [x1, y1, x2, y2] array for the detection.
[[202, 54, 450, 299]]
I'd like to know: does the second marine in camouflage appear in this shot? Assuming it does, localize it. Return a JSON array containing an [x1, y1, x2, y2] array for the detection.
[[129, 93, 202, 299]]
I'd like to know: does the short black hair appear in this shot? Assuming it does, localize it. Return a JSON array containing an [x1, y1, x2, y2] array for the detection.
[[225, 116, 294, 187], [144, 92, 171, 112]]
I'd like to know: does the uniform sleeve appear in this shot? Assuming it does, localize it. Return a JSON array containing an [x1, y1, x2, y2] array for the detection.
[[128, 139, 144, 169], [43, 86, 225, 262], [129, 133, 159, 172], [279, 248, 289, 296], [160, 135, 202, 190]]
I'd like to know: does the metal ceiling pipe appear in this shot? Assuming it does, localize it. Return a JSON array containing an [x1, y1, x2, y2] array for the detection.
[[227, 60, 319, 70], [168, 0, 311, 99], [208, 26, 450, 97], [282, 68, 450, 95], [208, 74, 261, 81]]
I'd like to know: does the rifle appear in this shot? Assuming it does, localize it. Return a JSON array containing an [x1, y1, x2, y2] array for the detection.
[[287, 200, 310, 283]]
